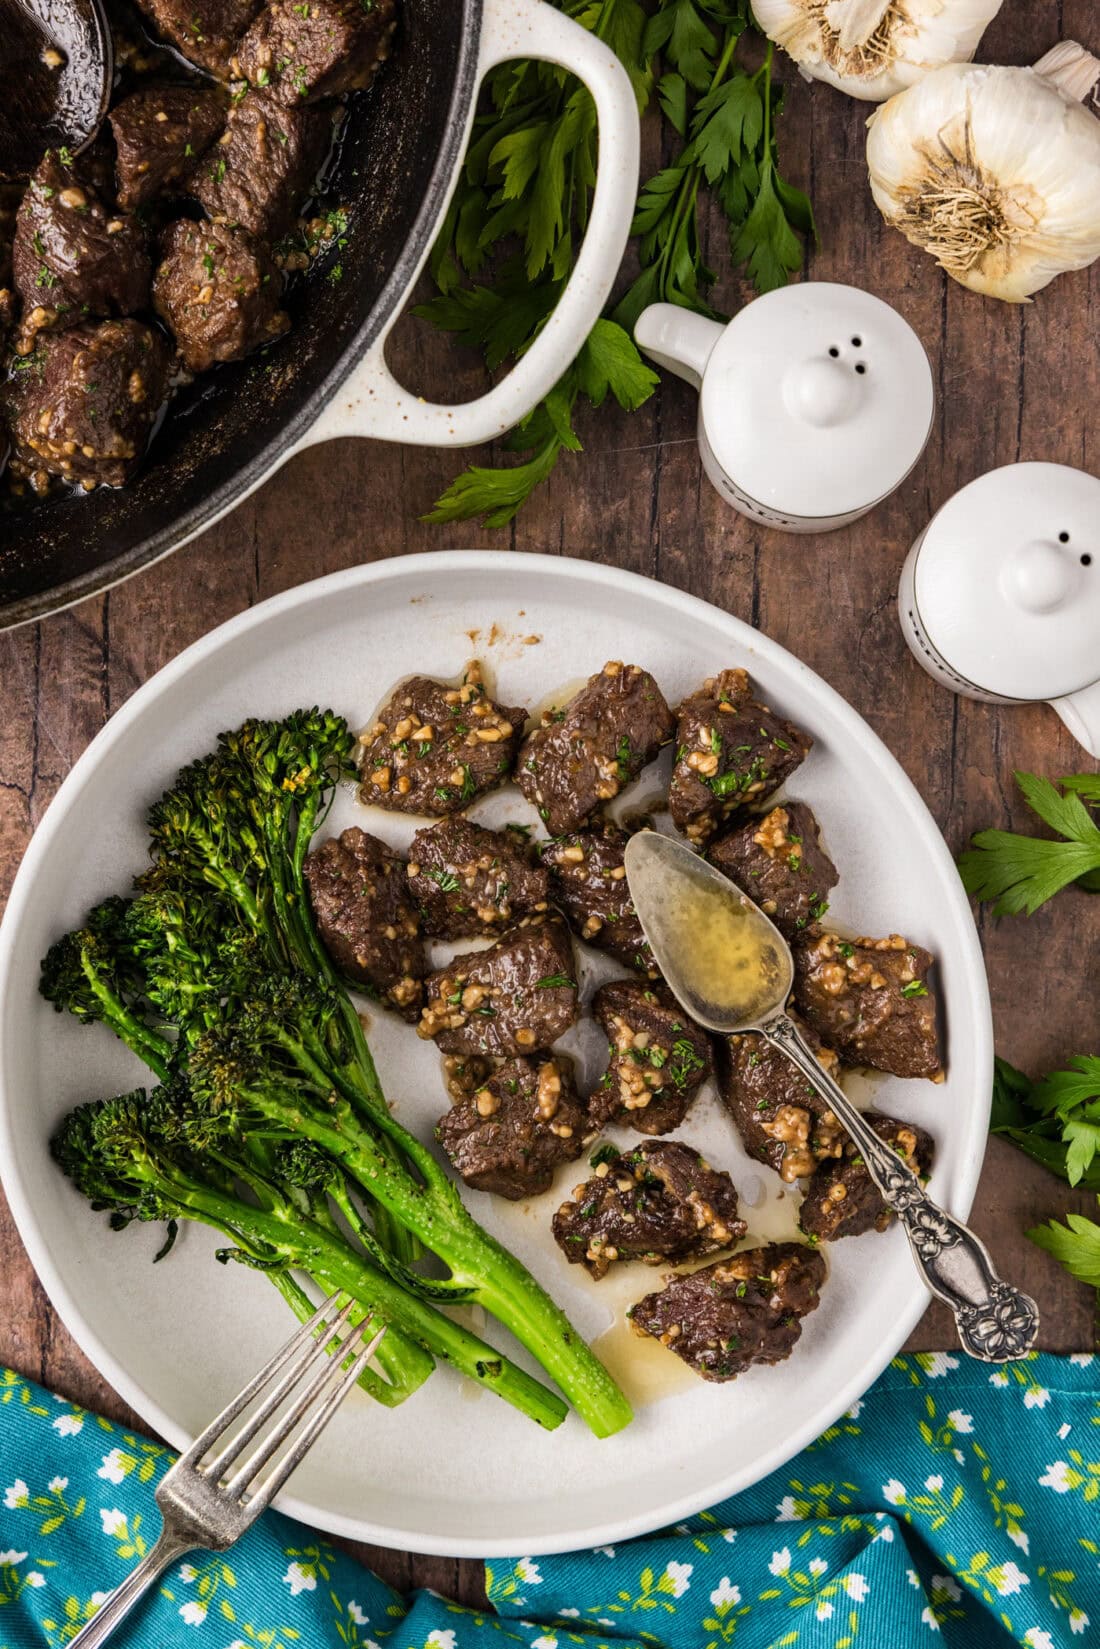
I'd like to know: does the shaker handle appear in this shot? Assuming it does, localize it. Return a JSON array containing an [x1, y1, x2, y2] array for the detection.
[[1050, 679, 1100, 759], [634, 303, 725, 390]]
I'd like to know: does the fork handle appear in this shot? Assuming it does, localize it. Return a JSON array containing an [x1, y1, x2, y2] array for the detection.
[[762, 1013, 1039, 1363], [70, 1527, 195, 1649]]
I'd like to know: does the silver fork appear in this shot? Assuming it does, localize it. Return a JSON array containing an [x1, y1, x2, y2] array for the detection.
[[71, 1294, 386, 1649]]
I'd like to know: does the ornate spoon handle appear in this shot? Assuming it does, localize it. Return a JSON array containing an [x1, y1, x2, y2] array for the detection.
[[763, 1014, 1039, 1363]]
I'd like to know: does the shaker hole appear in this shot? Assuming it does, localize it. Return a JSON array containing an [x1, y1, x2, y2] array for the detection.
[[854, 362, 867, 374], [1082, 553, 1093, 567], [851, 336, 862, 347], [828, 346, 840, 357], [1058, 531, 1070, 543]]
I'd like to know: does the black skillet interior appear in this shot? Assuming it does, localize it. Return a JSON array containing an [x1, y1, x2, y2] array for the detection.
[[0, 0, 481, 628]]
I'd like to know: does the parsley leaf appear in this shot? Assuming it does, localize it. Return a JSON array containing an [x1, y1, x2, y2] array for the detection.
[[991, 1054, 1100, 1189], [958, 772, 1100, 916], [1028, 1207, 1100, 1289]]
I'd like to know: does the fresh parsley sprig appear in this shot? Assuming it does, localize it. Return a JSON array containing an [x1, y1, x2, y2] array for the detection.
[[1029, 1205, 1100, 1290], [993, 1055, 1100, 1189], [958, 772, 1100, 916], [418, 0, 814, 526]]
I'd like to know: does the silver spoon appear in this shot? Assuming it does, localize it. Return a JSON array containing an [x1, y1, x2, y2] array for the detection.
[[623, 829, 1039, 1364], [0, 0, 113, 181]]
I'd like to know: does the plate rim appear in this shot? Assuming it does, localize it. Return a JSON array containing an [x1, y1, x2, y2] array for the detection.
[[0, 549, 993, 1556]]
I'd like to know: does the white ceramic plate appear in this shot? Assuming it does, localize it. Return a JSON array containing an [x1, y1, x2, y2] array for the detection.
[[0, 552, 992, 1557]]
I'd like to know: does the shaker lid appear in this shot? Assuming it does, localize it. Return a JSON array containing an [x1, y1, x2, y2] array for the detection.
[[700, 284, 933, 520], [913, 463, 1100, 700]]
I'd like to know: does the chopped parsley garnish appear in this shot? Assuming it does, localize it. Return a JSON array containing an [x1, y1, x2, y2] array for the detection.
[[536, 973, 575, 990], [589, 1143, 618, 1168], [425, 869, 460, 893], [900, 980, 928, 998]]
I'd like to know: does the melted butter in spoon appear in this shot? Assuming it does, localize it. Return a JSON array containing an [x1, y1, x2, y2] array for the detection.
[[624, 831, 794, 1033]]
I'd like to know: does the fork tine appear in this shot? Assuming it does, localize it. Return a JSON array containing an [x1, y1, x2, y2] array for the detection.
[[181, 1291, 345, 1468], [242, 1327, 387, 1517], [200, 1297, 356, 1483], [221, 1315, 379, 1501]]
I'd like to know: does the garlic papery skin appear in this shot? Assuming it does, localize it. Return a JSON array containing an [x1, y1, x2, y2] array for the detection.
[[866, 45, 1100, 301], [753, 0, 1004, 102]]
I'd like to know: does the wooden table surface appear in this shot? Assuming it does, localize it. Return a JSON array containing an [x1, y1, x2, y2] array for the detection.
[[1, 2, 1097, 1612]]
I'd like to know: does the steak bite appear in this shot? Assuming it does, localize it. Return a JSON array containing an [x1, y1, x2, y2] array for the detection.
[[717, 1015, 845, 1183], [515, 661, 674, 835], [552, 1141, 745, 1280], [669, 669, 812, 845], [540, 824, 658, 977], [799, 1113, 935, 1242], [233, 0, 397, 103], [12, 150, 150, 351], [110, 85, 227, 211], [133, 0, 263, 76], [5, 320, 169, 493], [590, 980, 712, 1136], [358, 662, 526, 816], [630, 1242, 826, 1381], [708, 801, 838, 941], [436, 1054, 588, 1199], [192, 91, 333, 239], [793, 932, 941, 1080], [154, 219, 288, 372], [418, 918, 578, 1057], [303, 827, 424, 1021], [406, 816, 550, 940]]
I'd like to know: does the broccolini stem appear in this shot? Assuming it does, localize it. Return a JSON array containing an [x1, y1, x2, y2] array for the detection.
[[142, 1159, 567, 1429], [247, 1093, 632, 1438], [80, 953, 173, 1081]]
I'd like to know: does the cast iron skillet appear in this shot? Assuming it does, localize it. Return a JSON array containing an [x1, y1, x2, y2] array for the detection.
[[0, 0, 481, 627]]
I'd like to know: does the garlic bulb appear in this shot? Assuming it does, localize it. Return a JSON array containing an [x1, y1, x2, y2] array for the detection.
[[753, 0, 1004, 102], [866, 44, 1100, 301]]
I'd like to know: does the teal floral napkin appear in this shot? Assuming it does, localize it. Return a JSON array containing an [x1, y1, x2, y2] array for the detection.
[[0, 1351, 1096, 1649]]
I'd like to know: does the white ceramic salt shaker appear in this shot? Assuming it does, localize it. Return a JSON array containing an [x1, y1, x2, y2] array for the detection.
[[634, 283, 933, 532], [898, 462, 1100, 756]]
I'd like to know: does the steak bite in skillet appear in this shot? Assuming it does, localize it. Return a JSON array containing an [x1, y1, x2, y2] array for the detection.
[[233, 0, 397, 104], [669, 669, 812, 845], [799, 1113, 935, 1242], [708, 801, 837, 941], [515, 661, 674, 835], [552, 1140, 745, 1280], [590, 980, 712, 1136], [358, 662, 527, 816], [630, 1242, 826, 1380], [154, 219, 288, 372], [717, 1015, 845, 1183], [5, 320, 170, 492], [417, 917, 578, 1057], [133, 0, 263, 77], [192, 91, 333, 240], [12, 150, 151, 351], [303, 827, 424, 1021], [406, 816, 550, 940], [110, 85, 228, 210], [793, 932, 942, 1080], [436, 1054, 588, 1199], [540, 823, 658, 977]]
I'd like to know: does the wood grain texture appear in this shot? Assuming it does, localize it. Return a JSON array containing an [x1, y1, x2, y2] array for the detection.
[[0, 1, 1097, 1607]]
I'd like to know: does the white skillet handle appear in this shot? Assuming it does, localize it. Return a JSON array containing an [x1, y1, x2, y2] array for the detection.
[[299, 0, 639, 450]]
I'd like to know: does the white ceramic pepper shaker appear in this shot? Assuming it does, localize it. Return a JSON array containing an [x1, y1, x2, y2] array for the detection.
[[634, 283, 934, 532], [898, 462, 1100, 756]]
